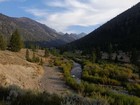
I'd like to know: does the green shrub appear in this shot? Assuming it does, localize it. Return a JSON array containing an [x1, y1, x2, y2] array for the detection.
[[108, 93, 140, 105], [0, 86, 62, 105], [82, 62, 136, 86], [61, 95, 98, 105], [0, 101, 6, 105], [126, 83, 140, 97]]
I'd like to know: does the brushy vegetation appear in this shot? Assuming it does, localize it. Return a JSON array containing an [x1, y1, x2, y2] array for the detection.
[[53, 57, 78, 89], [82, 60, 140, 97], [0, 86, 111, 105], [0, 85, 61, 105], [25, 49, 44, 65], [83, 62, 131, 85], [0, 84, 140, 105], [51, 56, 140, 105]]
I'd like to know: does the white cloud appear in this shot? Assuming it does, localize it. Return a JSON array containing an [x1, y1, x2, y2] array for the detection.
[[26, 0, 140, 33], [25, 8, 48, 17]]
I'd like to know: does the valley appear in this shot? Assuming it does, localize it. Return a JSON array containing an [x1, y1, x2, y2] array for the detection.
[[0, 1, 140, 105], [0, 37, 139, 105]]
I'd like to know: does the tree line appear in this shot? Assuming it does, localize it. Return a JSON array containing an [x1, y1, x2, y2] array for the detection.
[[0, 29, 23, 52]]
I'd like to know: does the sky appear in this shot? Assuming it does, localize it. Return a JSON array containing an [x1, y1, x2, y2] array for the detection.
[[0, 0, 139, 34]]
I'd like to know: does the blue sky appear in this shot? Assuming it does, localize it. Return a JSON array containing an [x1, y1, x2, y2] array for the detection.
[[0, 0, 139, 34]]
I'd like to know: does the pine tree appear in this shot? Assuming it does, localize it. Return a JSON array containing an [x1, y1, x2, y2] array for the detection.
[[115, 55, 118, 63], [130, 48, 138, 64], [39, 58, 44, 65], [9, 29, 23, 52], [0, 35, 6, 50], [32, 51, 39, 62], [26, 49, 30, 61], [44, 48, 49, 57], [96, 47, 101, 62], [32, 51, 36, 62], [108, 43, 113, 60], [91, 52, 96, 63]]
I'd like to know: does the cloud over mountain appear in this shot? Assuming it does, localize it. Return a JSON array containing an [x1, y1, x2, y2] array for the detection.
[[25, 0, 139, 33]]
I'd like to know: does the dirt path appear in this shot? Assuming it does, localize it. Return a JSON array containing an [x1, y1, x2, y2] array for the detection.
[[39, 64, 71, 95]]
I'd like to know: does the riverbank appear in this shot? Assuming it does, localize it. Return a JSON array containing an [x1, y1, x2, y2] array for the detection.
[[71, 62, 82, 84]]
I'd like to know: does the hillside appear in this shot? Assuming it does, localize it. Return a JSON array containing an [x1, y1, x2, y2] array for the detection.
[[50, 33, 86, 47], [0, 14, 61, 41], [66, 2, 140, 51], [0, 14, 84, 47], [0, 49, 43, 90], [0, 49, 72, 95]]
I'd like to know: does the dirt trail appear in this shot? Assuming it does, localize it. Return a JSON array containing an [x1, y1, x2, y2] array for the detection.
[[39, 64, 71, 95], [0, 49, 72, 95]]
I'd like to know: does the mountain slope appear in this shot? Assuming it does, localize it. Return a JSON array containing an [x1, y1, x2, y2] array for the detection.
[[66, 2, 140, 51], [0, 14, 86, 47], [0, 14, 61, 42], [47, 33, 86, 47]]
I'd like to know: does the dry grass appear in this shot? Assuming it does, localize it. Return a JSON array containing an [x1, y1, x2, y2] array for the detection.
[[0, 49, 44, 90], [0, 49, 71, 95]]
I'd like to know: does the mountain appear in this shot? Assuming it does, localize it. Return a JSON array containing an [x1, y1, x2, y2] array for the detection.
[[65, 3, 140, 52], [0, 13, 61, 41], [78, 32, 86, 38], [0, 13, 87, 47], [58, 33, 86, 43], [58, 33, 79, 43], [49, 32, 86, 47]]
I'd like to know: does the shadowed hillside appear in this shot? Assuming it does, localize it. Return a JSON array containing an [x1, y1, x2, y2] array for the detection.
[[65, 2, 140, 51]]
